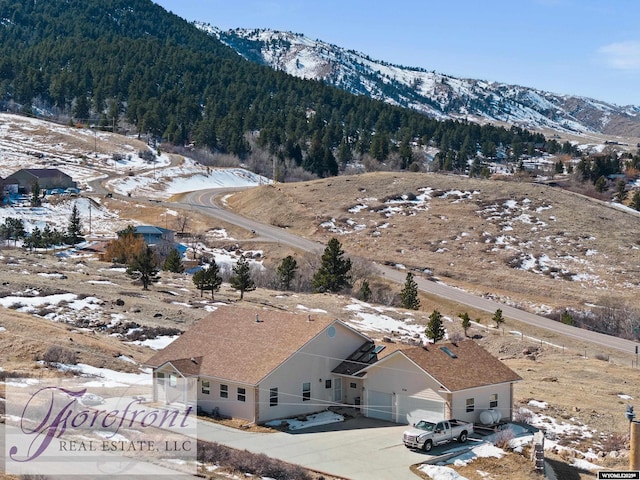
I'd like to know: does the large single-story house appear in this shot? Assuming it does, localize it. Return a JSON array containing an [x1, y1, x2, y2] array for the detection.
[[4, 168, 76, 193], [117, 225, 175, 245], [146, 306, 521, 425]]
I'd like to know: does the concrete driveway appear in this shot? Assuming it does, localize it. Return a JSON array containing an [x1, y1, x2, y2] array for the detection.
[[196, 413, 434, 480]]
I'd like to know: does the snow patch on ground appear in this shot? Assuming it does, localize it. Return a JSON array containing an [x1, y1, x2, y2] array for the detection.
[[265, 410, 344, 431]]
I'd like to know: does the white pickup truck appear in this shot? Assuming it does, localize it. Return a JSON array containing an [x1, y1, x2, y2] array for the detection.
[[403, 419, 473, 452]]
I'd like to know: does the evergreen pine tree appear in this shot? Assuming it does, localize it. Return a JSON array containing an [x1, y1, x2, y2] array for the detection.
[[312, 238, 352, 293], [31, 226, 42, 249], [359, 280, 372, 302], [3, 217, 26, 245], [192, 261, 222, 299], [276, 255, 298, 290], [42, 224, 53, 249], [400, 272, 420, 310], [426, 310, 446, 344], [31, 181, 41, 207], [458, 312, 472, 337], [230, 255, 255, 300], [492, 308, 505, 328], [66, 203, 83, 245], [615, 179, 628, 203], [163, 248, 184, 273], [560, 310, 575, 326], [631, 191, 640, 211], [594, 176, 607, 193], [127, 246, 159, 290]]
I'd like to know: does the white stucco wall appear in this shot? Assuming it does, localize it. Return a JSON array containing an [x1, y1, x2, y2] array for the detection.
[[196, 377, 255, 421], [365, 354, 442, 398], [363, 353, 443, 422], [257, 322, 367, 423], [450, 383, 514, 423]]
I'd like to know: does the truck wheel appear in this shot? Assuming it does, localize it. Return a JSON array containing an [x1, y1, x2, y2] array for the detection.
[[458, 431, 468, 443], [422, 440, 433, 452]]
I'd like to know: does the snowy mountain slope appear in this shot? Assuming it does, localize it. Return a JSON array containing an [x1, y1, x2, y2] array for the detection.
[[200, 25, 640, 137]]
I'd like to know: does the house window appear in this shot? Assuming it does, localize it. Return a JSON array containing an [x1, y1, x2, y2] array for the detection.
[[169, 374, 177, 388], [302, 382, 311, 401], [220, 384, 228, 398], [237, 387, 246, 402], [270, 387, 278, 407], [325, 379, 332, 389], [466, 398, 475, 413], [156, 372, 165, 385], [489, 393, 498, 408], [350, 382, 357, 389], [201, 380, 210, 395]]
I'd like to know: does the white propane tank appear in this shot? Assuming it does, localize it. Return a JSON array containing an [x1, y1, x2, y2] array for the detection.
[[479, 410, 494, 425], [479, 409, 501, 425], [491, 409, 501, 423]]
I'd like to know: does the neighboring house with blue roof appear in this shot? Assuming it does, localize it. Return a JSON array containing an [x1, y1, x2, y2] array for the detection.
[[118, 225, 175, 246]]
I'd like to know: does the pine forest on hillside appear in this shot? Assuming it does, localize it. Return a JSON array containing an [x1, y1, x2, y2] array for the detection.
[[0, 0, 547, 178]]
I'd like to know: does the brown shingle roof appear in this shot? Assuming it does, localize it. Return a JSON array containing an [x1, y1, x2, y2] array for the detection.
[[167, 356, 203, 376], [145, 306, 337, 385], [399, 340, 522, 391]]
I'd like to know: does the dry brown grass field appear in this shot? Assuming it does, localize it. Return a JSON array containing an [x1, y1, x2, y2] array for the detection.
[[229, 172, 640, 316]]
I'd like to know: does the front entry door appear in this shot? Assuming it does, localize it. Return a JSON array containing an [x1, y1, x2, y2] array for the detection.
[[333, 377, 342, 403]]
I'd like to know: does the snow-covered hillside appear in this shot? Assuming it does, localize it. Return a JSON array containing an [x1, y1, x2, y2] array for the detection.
[[201, 25, 640, 137], [0, 113, 270, 236]]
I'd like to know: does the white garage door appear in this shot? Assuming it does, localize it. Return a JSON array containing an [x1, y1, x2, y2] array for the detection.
[[397, 395, 444, 425], [367, 390, 393, 421]]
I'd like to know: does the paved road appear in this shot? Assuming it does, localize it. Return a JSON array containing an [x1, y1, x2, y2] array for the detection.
[[88, 166, 639, 357], [182, 188, 639, 357]]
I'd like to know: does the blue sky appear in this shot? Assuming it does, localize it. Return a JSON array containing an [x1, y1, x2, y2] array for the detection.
[[154, 0, 640, 106]]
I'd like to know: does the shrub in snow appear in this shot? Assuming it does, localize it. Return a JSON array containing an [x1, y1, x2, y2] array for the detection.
[[138, 149, 156, 163], [492, 427, 515, 449], [513, 407, 534, 424], [42, 345, 77, 365]]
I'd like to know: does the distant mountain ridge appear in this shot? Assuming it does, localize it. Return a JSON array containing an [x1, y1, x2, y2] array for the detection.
[[201, 25, 640, 138]]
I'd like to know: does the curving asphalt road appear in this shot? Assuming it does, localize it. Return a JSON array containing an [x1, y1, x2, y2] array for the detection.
[[181, 188, 639, 358], [84, 159, 639, 359]]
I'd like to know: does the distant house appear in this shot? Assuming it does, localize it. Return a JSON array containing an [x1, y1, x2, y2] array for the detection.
[[146, 306, 522, 426], [118, 225, 175, 245], [4, 168, 76, 193]]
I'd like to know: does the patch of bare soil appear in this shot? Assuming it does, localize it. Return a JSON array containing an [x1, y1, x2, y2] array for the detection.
[[227, 172, 640, 315]]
